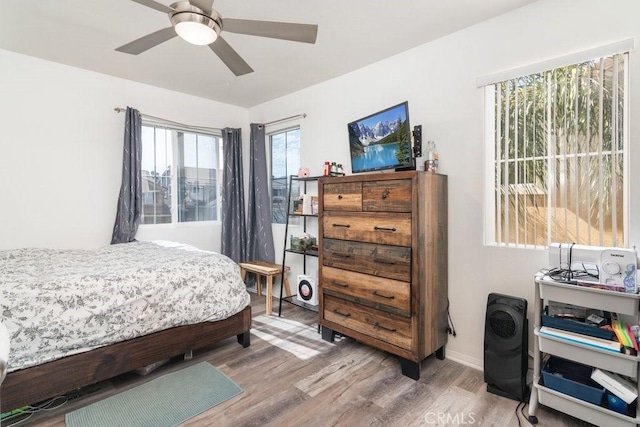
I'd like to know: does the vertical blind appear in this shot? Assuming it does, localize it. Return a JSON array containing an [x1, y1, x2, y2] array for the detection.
[[490, 52, 627, 248]]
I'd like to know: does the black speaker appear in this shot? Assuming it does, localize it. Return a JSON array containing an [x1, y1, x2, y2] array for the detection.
[[412, 125, 422, 157], [484, 293, 529, 401]]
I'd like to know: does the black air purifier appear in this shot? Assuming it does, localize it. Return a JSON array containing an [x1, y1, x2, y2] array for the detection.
[[484, 293, 529, 401]]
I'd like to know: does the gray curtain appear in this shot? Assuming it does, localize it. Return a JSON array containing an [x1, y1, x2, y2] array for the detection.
[[221, 128, 247, 263], [111, 107, 142, 244], [247, 123, 276, 262]]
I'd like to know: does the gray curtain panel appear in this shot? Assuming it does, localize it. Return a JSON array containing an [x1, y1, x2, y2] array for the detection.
[[221, 127, 247, 263], [111, 107, 142, 244], [246, 124, 276, 263]]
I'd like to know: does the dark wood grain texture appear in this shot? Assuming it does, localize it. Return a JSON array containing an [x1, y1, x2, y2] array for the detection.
[[1, 305, 251, 411], [318, 171, 448, 379], [322, 181, 363, 211], [322, 211, 412, 246], [322, 238, 411, 282], [322, 265, 411, 316], [362, 178, 413, 212]]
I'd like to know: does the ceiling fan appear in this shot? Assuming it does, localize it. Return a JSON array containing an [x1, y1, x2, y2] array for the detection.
[[115, 0, 318, 76]]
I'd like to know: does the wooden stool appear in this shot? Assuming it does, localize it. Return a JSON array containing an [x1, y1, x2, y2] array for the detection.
[[239, 261, 291, 315]]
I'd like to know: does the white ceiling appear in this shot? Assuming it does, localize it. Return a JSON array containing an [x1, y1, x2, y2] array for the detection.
[[0, 0, 536, 108]]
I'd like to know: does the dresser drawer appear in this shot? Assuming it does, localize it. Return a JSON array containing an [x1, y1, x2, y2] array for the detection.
[[363, 179, 412, 212], [322, 212, 412, 247], [323, 182, 362, 211], [324, 295, 412, 350], [323, 238, 411, 282], [322, 266, 410, 317]]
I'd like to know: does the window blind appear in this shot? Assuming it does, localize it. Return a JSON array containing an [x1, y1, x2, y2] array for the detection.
[[487, 51, 628, 248]]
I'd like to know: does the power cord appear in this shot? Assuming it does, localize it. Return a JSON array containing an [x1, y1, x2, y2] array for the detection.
[[2, 396, 67, 426], [540, 242, 600, 284], [541, 264, 600, 283], [516, 400, 536, 427], [515, 382, 536, 427], [446, 298, 456, 336]]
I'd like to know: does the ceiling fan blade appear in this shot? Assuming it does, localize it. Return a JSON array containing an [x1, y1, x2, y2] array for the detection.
[[189, 0, 214, 14], [115, 27, 177, 55], [130, 0, 174, 13], [223, 19, 318, 44], [209, 36, 253, 76]]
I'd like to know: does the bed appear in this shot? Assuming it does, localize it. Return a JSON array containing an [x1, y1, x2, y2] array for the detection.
[[0, 240, 252, 411]]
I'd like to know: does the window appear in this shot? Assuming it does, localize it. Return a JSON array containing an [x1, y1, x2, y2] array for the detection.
[[485, 52, 628, 248], [141, 125, 222, 225], [270, 128, 300, 223]]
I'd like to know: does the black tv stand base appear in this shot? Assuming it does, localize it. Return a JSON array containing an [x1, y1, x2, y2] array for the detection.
[[395, 166, 416, 172]]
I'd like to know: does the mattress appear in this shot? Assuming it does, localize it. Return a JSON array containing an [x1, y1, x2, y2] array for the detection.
[[0, 240, 250, 372]]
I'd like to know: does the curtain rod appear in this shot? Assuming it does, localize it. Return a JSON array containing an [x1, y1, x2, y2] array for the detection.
[[114, 107, 222, 133], [264, 113, 307, 127], [115, 107, 307, 130]]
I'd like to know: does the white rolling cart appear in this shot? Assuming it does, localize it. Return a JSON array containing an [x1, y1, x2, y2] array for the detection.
[[529, 273, 640, 426]]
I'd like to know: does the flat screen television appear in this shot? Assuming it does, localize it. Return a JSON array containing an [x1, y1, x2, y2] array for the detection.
[[347, 101, 412, 173]]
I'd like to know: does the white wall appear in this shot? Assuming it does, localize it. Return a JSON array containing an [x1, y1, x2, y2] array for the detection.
[[0, 49, 247, 251], [250, 0, 640, 368]]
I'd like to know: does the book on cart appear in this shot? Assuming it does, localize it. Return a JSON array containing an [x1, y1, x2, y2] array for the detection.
[[538, 326, 622, 353], [591, 368, 638, 404]]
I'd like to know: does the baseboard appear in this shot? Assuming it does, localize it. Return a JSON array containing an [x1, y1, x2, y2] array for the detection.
[[444, 350, 534, 375], [444, 349, 483, 371]]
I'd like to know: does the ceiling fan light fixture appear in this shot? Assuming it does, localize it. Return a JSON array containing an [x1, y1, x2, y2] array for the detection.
[[118, 0, 318, 76], [175, 19, 216, 45], [170, 7, 221, 46]]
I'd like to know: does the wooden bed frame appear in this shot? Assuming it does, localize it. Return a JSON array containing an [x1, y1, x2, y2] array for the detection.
[[1, 305, 251, 411]]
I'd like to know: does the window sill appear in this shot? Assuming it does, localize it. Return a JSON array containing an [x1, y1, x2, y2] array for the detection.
[[138, 220, 220, 230]]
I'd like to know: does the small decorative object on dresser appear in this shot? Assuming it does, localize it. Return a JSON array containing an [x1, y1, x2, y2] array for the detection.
[[317, 171, 448, 380]]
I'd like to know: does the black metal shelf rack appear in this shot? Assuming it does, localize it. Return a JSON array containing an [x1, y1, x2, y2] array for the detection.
[[278, 175, 321, 316]]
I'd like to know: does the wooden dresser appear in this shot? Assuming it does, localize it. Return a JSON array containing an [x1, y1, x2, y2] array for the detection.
[[318, 171, 448, 379]]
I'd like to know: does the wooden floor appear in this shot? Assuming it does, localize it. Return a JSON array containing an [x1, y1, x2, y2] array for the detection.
[[11, 294, 592, 427]]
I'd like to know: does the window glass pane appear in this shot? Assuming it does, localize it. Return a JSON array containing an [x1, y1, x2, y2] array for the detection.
[[141, 125, 219, 225], [141, 127, 172, 224], [287, 132, 301, 174], [270, 129, 300, 223], [178, 133, 218, 222], [177, 133, 192, 222], [489, 53, 626, 248], [195, 135, 217, 222], [271, 133, 287, 179]]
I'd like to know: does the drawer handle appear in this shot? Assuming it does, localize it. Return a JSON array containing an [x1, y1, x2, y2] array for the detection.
[[381, 189, 390, 199], [338, 194, 343, 199], [333, 309, 351, 318], [374, 322, 397, 332], [374, 226, 396, 232], [334, 253, 351, 259], [372, 290, 395, 299], [374, 258, 396, 265], [332, 281, 349, 288], [332, 223, 351, 228]]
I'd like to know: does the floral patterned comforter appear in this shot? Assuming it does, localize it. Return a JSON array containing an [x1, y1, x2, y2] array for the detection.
[[0, 240, 250, 372]]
